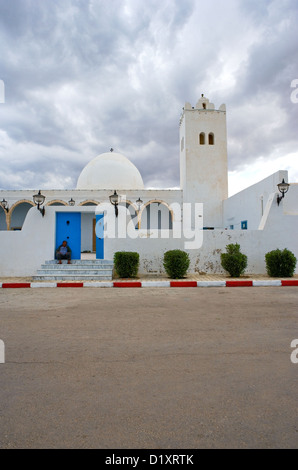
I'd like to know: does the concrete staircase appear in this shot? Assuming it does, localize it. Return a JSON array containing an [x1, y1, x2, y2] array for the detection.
[[33, 259, 114, 281]]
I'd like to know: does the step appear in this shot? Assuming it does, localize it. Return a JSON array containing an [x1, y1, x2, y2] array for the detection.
[[39, 264, 113, 271], [45, 259, 113, 265], [33, 259, 114, 281], [33, 274, 113, 281], [35, 269, 113, 276]]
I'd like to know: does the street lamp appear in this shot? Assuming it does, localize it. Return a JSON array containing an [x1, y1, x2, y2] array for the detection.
[[33, 190, 46, 216], [109, 190, 119, 217], [277, 178, 290, 206]]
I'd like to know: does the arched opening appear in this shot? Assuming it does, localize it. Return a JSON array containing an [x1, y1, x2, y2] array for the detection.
[[140, 201, 173, 230], [10, 201, 34, 230], [209, 132, 214, 145], [0, 206, 7, 230], [119, 200, 139, 229], [79, 200, 98, 206], [47, 200, 67, 206], [199, 132, 205, 145]]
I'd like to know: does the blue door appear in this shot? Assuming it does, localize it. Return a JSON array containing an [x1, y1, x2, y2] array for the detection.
[[56, 212, 81, 259], [96, 214, 104, 259]]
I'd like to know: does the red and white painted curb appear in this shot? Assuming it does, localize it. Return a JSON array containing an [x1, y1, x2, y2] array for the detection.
[[0, 280, 298, 288]]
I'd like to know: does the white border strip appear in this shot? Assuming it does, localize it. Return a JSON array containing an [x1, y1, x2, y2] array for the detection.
[[31, 282, 57, 288], [141, 281, 171, 287], [253, 280, 282, 287], [83, 282, 113, 287], [197, 281, 226, 287]]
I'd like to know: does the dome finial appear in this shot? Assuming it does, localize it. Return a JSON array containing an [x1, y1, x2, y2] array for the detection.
[[110, 148, 114, 152]]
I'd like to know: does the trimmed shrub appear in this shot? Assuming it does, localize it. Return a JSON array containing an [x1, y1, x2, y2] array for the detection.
[[163, 249, 190, 279], [221, 243, 247, 278], [265, 248, 297, 277], [114, 251, 139, 278]]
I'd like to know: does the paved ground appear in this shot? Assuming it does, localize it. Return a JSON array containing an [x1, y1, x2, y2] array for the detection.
[[0, 287, 298, 449]]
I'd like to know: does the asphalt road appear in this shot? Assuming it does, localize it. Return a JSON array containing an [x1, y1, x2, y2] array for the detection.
[[0, 287, 297, 449]]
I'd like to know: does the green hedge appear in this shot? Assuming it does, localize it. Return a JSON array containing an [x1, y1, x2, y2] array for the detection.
[[265, 248, 297, 277], [114, 251, 139, 278], [163, 249, 190, 279], [221, 243, 247, 278]]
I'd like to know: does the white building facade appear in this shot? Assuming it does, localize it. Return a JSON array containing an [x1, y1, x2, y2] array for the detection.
[[0, 96, 297, 277]]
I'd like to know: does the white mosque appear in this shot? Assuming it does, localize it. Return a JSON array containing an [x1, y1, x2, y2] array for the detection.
[[0, 95, 297, 278]]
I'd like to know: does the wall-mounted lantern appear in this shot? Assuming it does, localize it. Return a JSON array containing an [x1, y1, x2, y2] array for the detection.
[[136, 197, 143, 211], [0, 198, 9, 213], [277, 179, 290, 206], [109, 190, 119, 217], [68, 198, 75, 206], [33, 190, 46, 216]]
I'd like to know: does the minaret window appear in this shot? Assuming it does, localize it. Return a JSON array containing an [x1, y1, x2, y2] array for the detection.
[[209, 133, 214, 145], [199, 132, 205, 145]]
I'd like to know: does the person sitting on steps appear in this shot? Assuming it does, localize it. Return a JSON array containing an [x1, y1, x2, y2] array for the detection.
[[56, 240, 72, 264]]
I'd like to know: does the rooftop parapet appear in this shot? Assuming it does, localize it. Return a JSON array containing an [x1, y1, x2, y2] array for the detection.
[[180, 94, 226, 125]]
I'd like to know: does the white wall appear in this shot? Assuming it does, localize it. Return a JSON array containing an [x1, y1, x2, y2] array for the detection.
[[103, 189, 298, 275], [200, 191, 297, 274], [104, 224, 297, 276], [0, 207, 56, 277], [0, 206, 96, 277], [0, 185, 297, 277], [0, 192, 182, 277], [223, 170, 288, 230], [105, 235, 183, 274], [283, 183, 298, 215]]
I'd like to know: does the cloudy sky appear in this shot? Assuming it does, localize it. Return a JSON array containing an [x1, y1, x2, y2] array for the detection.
[[0, 0, 297, 195]]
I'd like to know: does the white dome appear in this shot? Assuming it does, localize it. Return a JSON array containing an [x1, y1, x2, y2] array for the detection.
[[76, 152, 144, 190]]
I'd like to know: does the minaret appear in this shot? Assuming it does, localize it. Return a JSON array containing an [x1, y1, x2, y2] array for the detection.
[[179, 94, 228, 228]]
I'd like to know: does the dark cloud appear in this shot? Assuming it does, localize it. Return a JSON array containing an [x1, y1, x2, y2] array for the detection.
[[223, 0, 298, 173], [0, 0, 297, 193]]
